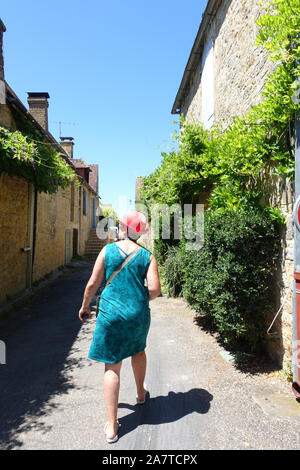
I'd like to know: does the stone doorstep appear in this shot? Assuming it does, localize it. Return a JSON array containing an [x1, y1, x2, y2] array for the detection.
[[252, 394, 300, 419], [86, 245, 106, 248], [85, 241, 106, 245], [86, 235, 105, 239], [219, 351, 300, 418], [85, 243, 103, 247], [85, 242, 105, 248], [85, 245, 103, 248], [85, 245, 101, 248]]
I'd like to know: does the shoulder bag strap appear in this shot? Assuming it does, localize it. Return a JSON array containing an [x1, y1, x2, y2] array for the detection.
[[105, 246, 141, 287], [95, 246, 141, 317]]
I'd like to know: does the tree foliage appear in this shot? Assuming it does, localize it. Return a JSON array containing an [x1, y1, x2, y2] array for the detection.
[[0, 107, 77, 193], [141, 0, 300, 219]]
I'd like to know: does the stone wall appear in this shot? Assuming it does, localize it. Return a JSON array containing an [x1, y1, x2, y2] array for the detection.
[[33, 186, 73, 282], [78, 186, 96, 256], [182, 0, 275, 127], [0, 174, 29, 303], [0, 20, 6, 105], [0, 23, 100, 305], [0, 104, 99, 303], [179, 0, 294, 366], [264, 176, 294, 365], [33, 183, 97, 282], [279, 184, 294, 366]]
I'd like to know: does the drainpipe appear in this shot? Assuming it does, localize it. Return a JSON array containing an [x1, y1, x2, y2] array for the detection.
[[24, 183, 37, 288], [31, 187, 38, 273]]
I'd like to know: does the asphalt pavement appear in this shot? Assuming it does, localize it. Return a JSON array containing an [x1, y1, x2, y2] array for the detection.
[[0, 260, 300, 450]]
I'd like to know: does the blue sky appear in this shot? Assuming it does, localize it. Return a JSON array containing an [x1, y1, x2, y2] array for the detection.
[[1, 0, 207, 213]]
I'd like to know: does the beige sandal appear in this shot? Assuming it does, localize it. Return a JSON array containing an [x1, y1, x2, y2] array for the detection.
[[104, 420, 120, 443], [136, 389, 149, 405]]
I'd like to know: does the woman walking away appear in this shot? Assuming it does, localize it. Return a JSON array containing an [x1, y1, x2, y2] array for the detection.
[[79, 210, 161, 443]]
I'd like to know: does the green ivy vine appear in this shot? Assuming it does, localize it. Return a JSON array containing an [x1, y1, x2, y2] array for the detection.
[[141, 0, 300, 222], [0, 108, 76, 194]]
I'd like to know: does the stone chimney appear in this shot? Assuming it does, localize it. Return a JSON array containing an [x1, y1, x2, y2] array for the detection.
[[27, 92, 50, 131], [60, 137, 74, 159], [0, 19, 6, 104]]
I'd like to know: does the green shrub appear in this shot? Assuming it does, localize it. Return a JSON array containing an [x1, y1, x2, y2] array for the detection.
[[153, 213, 181, 265], [162, 245, 186, 297], [182, 209, 282, 353]]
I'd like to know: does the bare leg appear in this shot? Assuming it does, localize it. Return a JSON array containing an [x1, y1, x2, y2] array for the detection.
[[131, 350, 147, 401], [103, 361, 122, 439]]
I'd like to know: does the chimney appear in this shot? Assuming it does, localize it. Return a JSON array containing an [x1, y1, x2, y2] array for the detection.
[[0, 19, 6, 104], [27, 92, 50, 131], [60, 137, 74, 159]]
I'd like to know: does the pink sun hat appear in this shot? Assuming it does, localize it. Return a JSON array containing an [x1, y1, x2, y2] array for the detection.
[[118, 210, 149, 234]]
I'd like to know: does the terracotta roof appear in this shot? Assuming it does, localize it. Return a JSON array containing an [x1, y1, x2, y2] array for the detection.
[[88, 164, 98, 194], [71, 158, 91, 170]]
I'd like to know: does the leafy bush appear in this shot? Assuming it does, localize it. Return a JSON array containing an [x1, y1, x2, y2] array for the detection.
[[181, 209, 282, 353], [0, 119, 76, 194], [162, 245, 186, 297], [153, 213, 181, 265]]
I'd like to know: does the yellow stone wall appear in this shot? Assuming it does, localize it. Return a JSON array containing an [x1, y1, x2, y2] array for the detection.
[[79, 186, 97, 256], [0, 171, 99, 304], [0, 173, 29, 303], [33, 183, 98, 282], [33, 186, 72, 281], [0, 100, 100, 305]]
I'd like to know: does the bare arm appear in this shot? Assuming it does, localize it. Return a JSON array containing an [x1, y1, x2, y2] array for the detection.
[[78, 247, 106, 322], [146, 254, 161, 301]]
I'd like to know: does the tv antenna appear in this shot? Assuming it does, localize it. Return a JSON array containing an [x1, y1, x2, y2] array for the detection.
[[50, 120, 79, 138]]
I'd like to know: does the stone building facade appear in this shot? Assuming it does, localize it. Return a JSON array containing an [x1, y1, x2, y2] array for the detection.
[[0, 20, 102, 305], [172, 0, 294, 366]]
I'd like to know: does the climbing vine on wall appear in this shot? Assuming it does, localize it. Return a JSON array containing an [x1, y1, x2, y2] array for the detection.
[[0, 108, 76, 193], [141, 0, 299, 221]]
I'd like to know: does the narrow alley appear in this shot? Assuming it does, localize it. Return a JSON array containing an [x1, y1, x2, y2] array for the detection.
[[0, 260, 299, 450]]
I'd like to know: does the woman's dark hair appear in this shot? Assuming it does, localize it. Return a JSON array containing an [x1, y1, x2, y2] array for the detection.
[[119, 222, 140, 242], [127, 229, 141, 242]]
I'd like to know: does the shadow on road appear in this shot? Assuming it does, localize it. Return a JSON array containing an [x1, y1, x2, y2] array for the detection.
[[118, 388, 213, 439], [0, 262, 92, 450]]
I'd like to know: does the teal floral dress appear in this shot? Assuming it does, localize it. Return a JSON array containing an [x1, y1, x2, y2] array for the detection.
[[88, 242, 151, 364]]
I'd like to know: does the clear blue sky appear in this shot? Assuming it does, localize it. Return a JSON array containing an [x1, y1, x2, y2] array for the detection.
[[1, 0, 207, 213]]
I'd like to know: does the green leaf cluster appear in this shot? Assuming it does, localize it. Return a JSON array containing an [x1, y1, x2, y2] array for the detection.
[[142, 1, 298, 353], [0, 112, 77, 193], [141, 0, 299, 217], [161, 209, 282, 353]]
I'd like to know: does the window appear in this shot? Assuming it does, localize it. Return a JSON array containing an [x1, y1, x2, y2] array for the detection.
[[83, 189, 87, 216], [201, 39, 214, 129]]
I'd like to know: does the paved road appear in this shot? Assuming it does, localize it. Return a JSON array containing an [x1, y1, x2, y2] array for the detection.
[[0, 260, 300, 450]]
